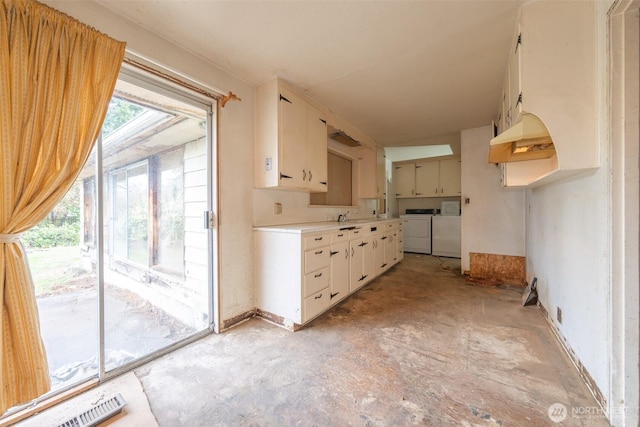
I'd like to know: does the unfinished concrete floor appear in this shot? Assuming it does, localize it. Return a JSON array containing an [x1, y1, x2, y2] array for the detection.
[[17, 253, 608, 426], [131, 253, 607, 426]]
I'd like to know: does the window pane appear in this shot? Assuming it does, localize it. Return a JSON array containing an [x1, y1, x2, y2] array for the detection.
[[126, 163, 149, 266], [102, 76, 210, 372], [158, 148, 185, 274], [30, 152, 99, 392]]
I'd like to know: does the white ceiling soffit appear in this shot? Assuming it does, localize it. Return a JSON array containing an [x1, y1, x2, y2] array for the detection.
[[95, 0, 520, 147]]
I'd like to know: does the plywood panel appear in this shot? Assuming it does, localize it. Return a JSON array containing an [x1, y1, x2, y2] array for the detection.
[[469, 252, 526, 285]]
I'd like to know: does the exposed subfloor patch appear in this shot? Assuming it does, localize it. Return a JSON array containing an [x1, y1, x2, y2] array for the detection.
[[132, 254, 608, 426]]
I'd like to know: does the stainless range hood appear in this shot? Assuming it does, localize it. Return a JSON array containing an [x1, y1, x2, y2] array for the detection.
[[488, 113, 556, 163]]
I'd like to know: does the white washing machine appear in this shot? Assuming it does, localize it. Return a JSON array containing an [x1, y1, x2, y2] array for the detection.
[[400, 210, 433, 254]]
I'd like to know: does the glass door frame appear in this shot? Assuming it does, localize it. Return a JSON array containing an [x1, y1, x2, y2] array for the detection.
[[95, 63, 219, 381]]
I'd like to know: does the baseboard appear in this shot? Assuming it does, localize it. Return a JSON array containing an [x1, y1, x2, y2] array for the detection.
[[220, 309, 256, 331], [537, 301, 607, 410]]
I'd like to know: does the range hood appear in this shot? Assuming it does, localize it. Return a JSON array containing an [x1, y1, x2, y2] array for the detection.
[[488, 113, 556, 163], [328, 125, 361, 147]]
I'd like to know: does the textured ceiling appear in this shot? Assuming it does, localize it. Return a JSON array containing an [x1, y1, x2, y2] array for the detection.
[[96, 0, 520, 147]]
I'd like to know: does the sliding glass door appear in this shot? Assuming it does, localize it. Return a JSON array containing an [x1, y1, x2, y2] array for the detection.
[[30, 65, 215, 395]]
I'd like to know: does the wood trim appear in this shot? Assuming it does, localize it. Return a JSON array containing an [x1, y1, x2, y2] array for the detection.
[[220, 309, 256, 331], [0, 379, 99, 426]]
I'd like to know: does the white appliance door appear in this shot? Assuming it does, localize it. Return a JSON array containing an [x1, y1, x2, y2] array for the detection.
[[401, 216, 431, 254], [431, 216, 461, 258]]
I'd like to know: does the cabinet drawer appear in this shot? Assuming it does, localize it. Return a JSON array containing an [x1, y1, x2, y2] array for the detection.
[[304, 246, 330, 273], [303, 266, 330, 297], [349, 227, 370, 239], [304, 233, 329, 250], [303, 287, 330, 322], [332, 230, 349, 243]]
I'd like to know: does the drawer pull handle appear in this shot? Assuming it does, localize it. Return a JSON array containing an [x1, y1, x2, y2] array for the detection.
[[315, 250, 323, 255], [330, 250, 339, 257], [330, 292, 339, 299], [314, 272, 323, 278], [337, 233, 344, 237], [314, 293, 323, 300], [315, 237, 323, 241]]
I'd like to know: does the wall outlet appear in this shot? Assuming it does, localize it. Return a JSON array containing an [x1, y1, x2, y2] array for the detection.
[[265, 157, 272, 171], [557, 307, 563, 324], [274, 202, 282, 215]]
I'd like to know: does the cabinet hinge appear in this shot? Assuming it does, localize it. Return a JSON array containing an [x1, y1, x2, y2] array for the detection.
[[515, 33, 522, 53], [279, 94, 291, 103]]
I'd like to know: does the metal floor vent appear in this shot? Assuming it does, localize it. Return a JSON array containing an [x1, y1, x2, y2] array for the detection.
[[56, 393, 126, 427]]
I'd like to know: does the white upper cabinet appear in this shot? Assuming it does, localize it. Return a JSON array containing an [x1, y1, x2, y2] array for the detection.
[[255, 79, 328, 191], [494, 2, 599, 186], [305, 102, 328, 191], [394, 163, 415, 197], [395, 158, 461, 198], [415, 160, 439, 197], [357, 146, 378, 199], [438, 158, 462, 197]]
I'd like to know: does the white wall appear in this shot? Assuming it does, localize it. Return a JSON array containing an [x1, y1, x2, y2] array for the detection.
[[44, 0, 256, 325], [523, 0, 611, 409], [526, 169, 610, 400], [460, 126, 525, 272]]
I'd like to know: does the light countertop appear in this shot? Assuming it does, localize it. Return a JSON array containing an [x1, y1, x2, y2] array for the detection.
[[253, 218, 400, 234]]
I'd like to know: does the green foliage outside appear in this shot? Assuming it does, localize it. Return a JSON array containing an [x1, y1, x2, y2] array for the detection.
[[23, 183, 81, 248], [102, 97, 144, 137]]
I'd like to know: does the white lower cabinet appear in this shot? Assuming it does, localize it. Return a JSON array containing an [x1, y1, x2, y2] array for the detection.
[[329, 232, 350, 304], [255, 219, 402, 329], [349, 229, 375, 293]]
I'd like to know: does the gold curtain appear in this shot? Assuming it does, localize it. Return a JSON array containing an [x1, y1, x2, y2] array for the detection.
[[0, 0, 125, 413]]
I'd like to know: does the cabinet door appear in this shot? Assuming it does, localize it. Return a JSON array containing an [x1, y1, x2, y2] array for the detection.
[[349, 240, 364, 292], [439, 159, 461, 197], [374, 234, 387, 275], [279, 88, 307, 188], [509, 28, 522, 126], [415, 160, 439, 197], [385, 231, 396, 266], [306, 104, 328, 192], [329, 241, 350, 304], [362, 236, 375, 284], [376, 148, 385, 199], [357, 147, 377, 199], [394, 163, 415, 197]]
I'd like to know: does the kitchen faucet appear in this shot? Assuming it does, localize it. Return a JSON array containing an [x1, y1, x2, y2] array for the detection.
[[337, 210, 350, 223]]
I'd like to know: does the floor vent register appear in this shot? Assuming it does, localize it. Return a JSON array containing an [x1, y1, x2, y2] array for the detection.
[[55, 393, 127, 427]]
